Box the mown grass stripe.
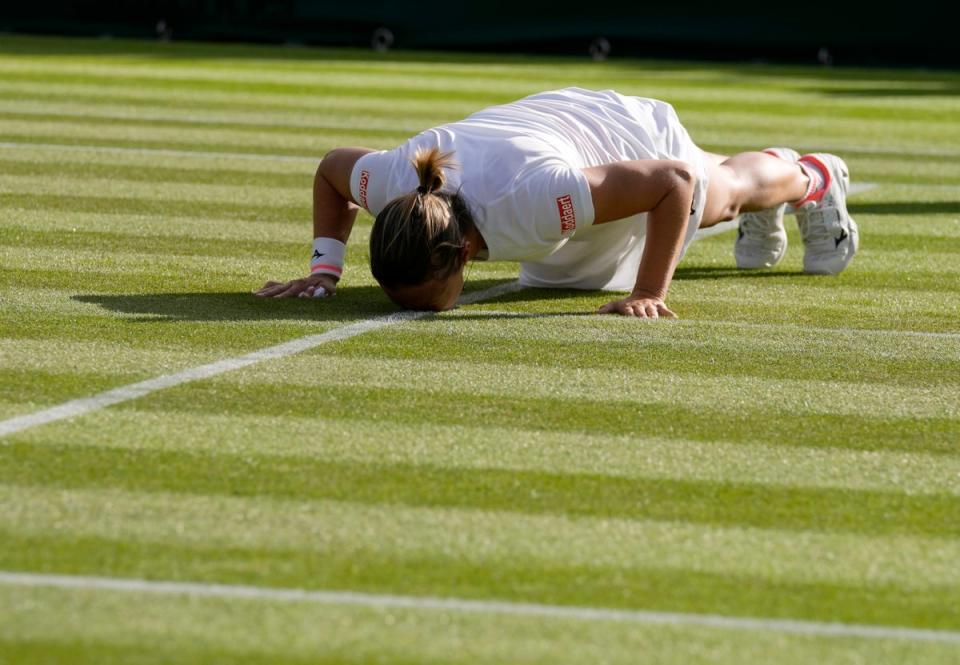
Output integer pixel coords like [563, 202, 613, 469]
[1, 228, 304, 260]
[0, 213, 331, 244]
[4, 80, 957, 129]
[3, 442, 957, 536]
[6, 530, 959, 633]
[5, 484, 960, 589]
[2, 572, 959, 644]
[8, 336, 957, 418]
[4, 84, 955, 147]
[209, 353, 959, 419]
[0, 192, 306, 223]
[0, 174, 310, 206]
[0, 144, 315, 175]
[3, 89, 959, 125]
[0, 120, 403, 149]
[0, 134, 349, 157]
[0, 111, 425, 139]
[4, 97, 960, 131]
[1, 64, 957, 119]
[11, 411, 960, 495]
[4, 588, 959, 665]
[110, 380, 957, 454]
[0, 159, 311, 188]
[0, 108, 433, 136]
[0, 82, 482, 121]
[307, 318, 960, 385]
[0, 140, 317, 163]
[0, 69, 534, 103]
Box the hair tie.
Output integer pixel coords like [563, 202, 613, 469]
[416, 185, 429, 195]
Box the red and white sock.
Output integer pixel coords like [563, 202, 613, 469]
[793, 155, 830, 208]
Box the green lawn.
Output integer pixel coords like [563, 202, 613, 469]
[1, 34, 959, 664]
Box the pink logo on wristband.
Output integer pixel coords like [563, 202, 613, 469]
[311, 263, 343, 276]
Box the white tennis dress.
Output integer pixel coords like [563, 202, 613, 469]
[349, 87, 708, 291]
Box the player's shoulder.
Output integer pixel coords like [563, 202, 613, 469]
[350, 133, 442, 214]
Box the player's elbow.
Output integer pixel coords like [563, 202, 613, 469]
[317, 148, 342, 181]
[666, 162, 696, 190]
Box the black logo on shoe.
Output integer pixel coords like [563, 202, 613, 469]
[834, 228, 849, 248]
[312, 250, 324, 260]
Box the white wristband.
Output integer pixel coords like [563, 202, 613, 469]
[310, 237, 346, 279]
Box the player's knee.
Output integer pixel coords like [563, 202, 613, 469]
[723, 174, 751, 220]
[721, 203, 741, 221]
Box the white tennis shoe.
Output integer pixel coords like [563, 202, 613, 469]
[734, 147, 800, 269]
[795, 153, 859, 275]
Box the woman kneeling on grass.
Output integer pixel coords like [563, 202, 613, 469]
[256, 87, 857, 318]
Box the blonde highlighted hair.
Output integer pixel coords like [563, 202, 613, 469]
[369, 147, 474, 288]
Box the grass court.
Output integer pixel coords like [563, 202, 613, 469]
[1, 34, 959, 664]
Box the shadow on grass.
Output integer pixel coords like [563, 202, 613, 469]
[454, 267, 803, 317]
[73, 287, 396, 323]
[848, 201, 960, 215]
[72, 271, 810, 324]
[71, 278, 529, 322]
[673, 266, 799, 281]
[812, 84, 960, 98]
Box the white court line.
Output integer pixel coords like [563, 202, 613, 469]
[1, 571, 958, 644]
[473, 310, 960, 340]
[0, 281, 522, 438]
[696, 319, 960, 340]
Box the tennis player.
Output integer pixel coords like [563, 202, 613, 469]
[256, 87, 858, 318]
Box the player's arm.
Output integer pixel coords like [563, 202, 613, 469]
[255, 147, 375, 299]
[581, 159, 696, 318]
[312, 146, 372, 239]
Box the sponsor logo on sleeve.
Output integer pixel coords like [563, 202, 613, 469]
[556, 194, 576, 233]
[358, 170, 370, 209]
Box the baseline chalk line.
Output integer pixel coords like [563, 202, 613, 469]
[1, 571, 958, 644]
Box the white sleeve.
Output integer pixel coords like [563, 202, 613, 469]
[512, 159, 595, 241]
[482, 159, 595, 262]
[349, 150, 393, 216]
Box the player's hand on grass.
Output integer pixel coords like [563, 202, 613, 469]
[598, 293, 676, 319]
[254, 273, 337, 299]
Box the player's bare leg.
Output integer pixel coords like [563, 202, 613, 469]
[699, 148, 858, 273]
[701, 148, 804, 269]
[700, 150, 808, 227]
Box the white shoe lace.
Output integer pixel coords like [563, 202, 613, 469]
[798, 197, 846, 251]
[738, 208, 782, 243]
